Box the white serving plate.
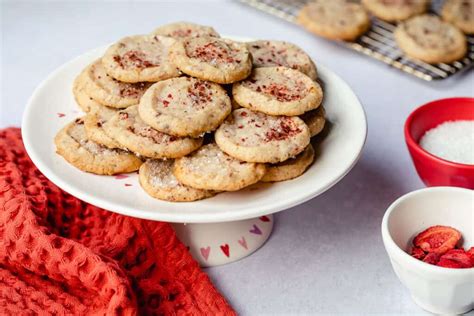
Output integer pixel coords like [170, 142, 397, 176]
[22, 37, 367, 223]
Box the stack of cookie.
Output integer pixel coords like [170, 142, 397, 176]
[55, 22, 326, 202]
[297, 0, 472, 64]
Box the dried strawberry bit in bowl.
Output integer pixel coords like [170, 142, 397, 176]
[410, 247, 426, 260]
[422, 252, 440, 265]
[409, 225, 473, 269]
[413, 225, 461, 255]
[437, 249, 473, 269]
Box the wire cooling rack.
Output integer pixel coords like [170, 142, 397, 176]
[239, 0, 474, 81]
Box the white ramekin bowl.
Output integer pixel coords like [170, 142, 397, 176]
[382, 187, 474, 315]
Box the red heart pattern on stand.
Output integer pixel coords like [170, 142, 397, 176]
[238, 236, 248, 250]
[195, 215, 272, 262]
[200, 246, 211, 261]
[220, 244, 230, 257]
[249, 224, 262, 235]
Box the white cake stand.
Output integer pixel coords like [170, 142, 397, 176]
[22, 38, 367, 267]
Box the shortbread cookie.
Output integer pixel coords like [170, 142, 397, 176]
[80, 60, 151, 108]
[247, 40, 318, 80]
[298, 0, 370, 41]
[261, 144, 314, 182]
[139, 77, 231, 137]
[170, 36, 252, 84]
[442, 0, 474, 35]
[361, 0, 430, 22]
[73, 69, 104, 113]
[84, 106, 120, 149]
[215, 109, 311, 163]
[103, 106, 203, 159]
[54, 118, 142, 175]
[173, 143, 266, 191]
[301, 106, 326, 137]
[232, 67, 322, 116]
[139, 159, 214, 202]
[152, 21, 220, 38]
[394, 15, 467, 63]
[102, 35, 180, 83]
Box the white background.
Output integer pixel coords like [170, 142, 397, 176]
[1, 1, 473, 314]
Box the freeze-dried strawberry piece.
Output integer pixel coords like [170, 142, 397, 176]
[413, 225, 461, 255]
[468, 247, 474, 266]
[422, 252, 440, 265]
[411, 247, 426, 260]
[467, 247, 474, 257]
[437, 258, 465, 269]
[438, 249, 473, 268]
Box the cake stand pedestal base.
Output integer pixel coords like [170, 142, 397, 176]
[172, 214, 274, 267]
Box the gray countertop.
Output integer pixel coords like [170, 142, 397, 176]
[2, 1, 473, 314]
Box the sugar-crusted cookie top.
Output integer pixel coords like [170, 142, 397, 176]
[108, 36, 168, 70]
[247, 40, 317, 79]
[68, 118, 120, 156]
[85, 60, 151, 106]
[147, 159, 182, 188]
[147, 77, 229, 119]
[240, 67, 310, 102]
[117, 106, 182, 144]
[152, 22, 220, 38]
[184, 37, 249, 69]
[102, 35, 179, 83]
[301, 0, 368, 28]
[174, 143, 266, 191]
[219, 109, 307, 146]
[93, 106, 117, 128]
[401, 15, 465, 51]
[178, 143, 258, 175]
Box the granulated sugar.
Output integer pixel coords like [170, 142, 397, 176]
[419, 120, 474, 165]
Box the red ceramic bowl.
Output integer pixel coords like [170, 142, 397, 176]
[405, 97, 474, 189]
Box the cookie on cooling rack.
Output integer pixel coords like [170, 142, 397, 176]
[79, 60, 151, 108]
[301, 106, 325, 137]
[173, 143, 266, 191]
[297, 0, 371, 41]
[102, 35, 180, 83]
[247, 40, 318, 80]
[84, 106, 120, 149]
[54, 118, 142, 175]
[215, 109, 311, 163]
[441, 0, 474, 35]
[232, 67, 322, 116]
[139, 159, 215, 202]
[170, 36, 252, 84]
[261, 144, 315, 183]
[394, 14, 467, 64]
[103, 105, 203, 159]
[138, 77, 231, 137]
[361, 0, 430, 22]
[152, 21, 220, 38]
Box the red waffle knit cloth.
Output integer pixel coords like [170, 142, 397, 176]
[0, 128, 235, 315]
